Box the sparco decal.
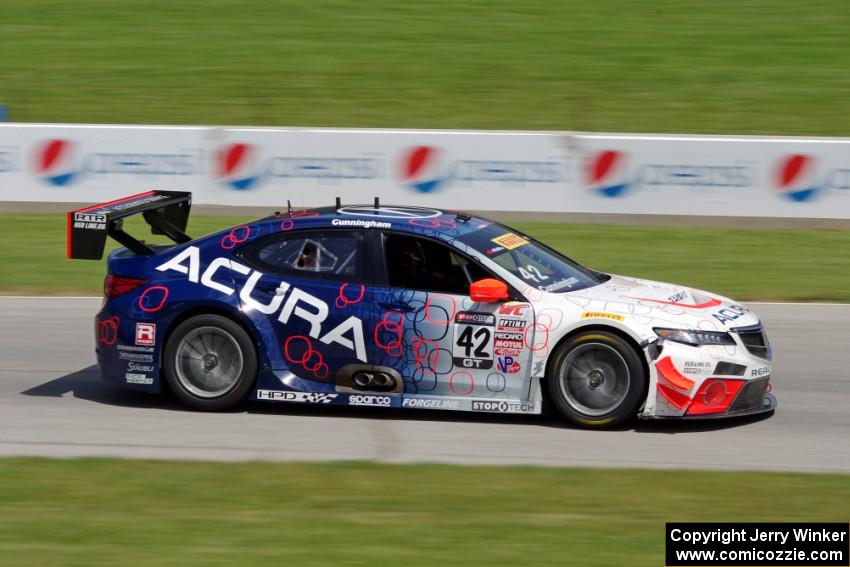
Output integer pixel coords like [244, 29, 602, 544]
[471, 400, 536, 413]
[256, 390, 338, 403]
[402, 398, 460, 410]
[348, 395, 392, 407]
[712, 304, 749, 325]
[156, 246, 367, 361]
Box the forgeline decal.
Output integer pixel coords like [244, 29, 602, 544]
[452, 311, 495, 370]
[402, 398, 460, 410]
[156, 246, 367, 361]
[581, 311, 625, 322]
[490, 232, 527, 250]
[256, 390, 338, 403]
[471, 400, 537, 413]
[135, 322, 156, 346]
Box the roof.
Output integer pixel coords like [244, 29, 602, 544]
[251, 203, 500, 241]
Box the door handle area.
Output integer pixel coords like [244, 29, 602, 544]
[379, 302, 416, 313]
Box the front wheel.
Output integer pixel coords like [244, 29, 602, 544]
[546, 330, 646, 428]
[163, 314, 258, 411]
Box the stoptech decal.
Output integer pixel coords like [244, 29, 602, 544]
[455, 311, 495, 325]
[256, 390, 338, 403]
[453, 311, 495, 370]
[471, 400, 536, 414]
[156, 246, 366, 361]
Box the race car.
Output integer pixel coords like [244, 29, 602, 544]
[68, 191, 776, 427]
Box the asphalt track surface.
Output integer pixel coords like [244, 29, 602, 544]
[1, 297, 848, 472]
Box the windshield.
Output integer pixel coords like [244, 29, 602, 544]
[456, 226, 607, 292]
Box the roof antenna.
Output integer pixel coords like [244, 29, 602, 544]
[335, 196, 341, 210]
[374, 196, 380, 210]
[287, 200, 292, 215]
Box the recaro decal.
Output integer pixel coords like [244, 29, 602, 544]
[156, 246, 367, 361]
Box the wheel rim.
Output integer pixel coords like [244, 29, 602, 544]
[175, 326, 244, 398]
[558, 342, 630, 416]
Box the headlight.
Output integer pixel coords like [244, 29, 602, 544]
[653, 327, 735, 346]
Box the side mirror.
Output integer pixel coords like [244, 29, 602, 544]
[470, 278, 509, 303]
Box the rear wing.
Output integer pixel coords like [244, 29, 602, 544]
[67, 190, 192, 260]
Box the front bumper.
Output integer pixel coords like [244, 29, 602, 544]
[643, 325, 776, 419]
[644, 392, 777, 420]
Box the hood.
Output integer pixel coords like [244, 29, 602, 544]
[564, 274, 760, 331]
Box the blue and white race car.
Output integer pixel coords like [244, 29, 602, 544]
[68, 191, 776, 428]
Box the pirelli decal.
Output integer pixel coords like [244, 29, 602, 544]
[490, 232, 528, 250]
[581, 311, 625, 322]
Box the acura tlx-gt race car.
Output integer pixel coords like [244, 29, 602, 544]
[67, 190, 776, 428]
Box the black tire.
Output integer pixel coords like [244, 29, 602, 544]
[546, 330, 646, 428]
[163, 314, 258, 411]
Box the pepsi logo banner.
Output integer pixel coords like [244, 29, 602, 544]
[1, 123, 850, 218]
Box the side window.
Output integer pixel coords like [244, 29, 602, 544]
[383, 233, 496, 295]
[240, 230, 362, 279]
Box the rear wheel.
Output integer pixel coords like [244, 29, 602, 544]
[164, 314, 257, 411]
[546, 330, 646, 428]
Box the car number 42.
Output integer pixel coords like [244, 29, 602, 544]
[452, 325, 494, 369]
